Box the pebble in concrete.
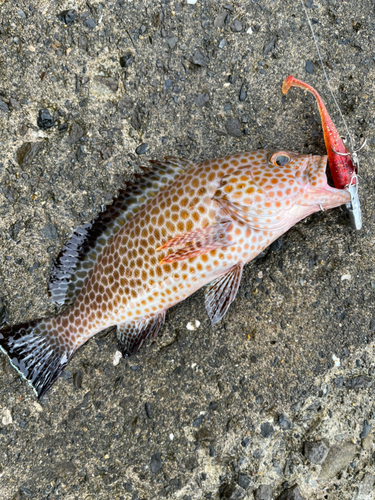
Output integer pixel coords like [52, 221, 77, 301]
[303, 440, 329, 464]
[319, 442, 357, 481]
[277, 484, 305, 500]
[150, 453, 162, 473]
[255, 484, 273, 500]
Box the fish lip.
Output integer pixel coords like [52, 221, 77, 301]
[308, 181, 351, 204]
[305, 154, 351, 202]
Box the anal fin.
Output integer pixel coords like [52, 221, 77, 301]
[116, 312, 165, 358]
[205, 263, 243, 325]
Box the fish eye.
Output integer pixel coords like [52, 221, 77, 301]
[270, 152, 291, 167]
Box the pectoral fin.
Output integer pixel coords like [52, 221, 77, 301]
[205, 263, 243, 325]
[158, 221, 233, 264]
[116, 312, 165, 358]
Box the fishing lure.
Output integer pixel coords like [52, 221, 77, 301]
[0, 81, 353, 399]
[296, 0, 365, 230]
[282, 75, 363, 230]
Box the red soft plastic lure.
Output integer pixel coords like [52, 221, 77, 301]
[282, 75, 356, 190]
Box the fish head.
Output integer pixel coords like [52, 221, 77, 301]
[267, 150, 351, 210]
[214, 149, 351, 231]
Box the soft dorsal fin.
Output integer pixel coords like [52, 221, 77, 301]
[49, 158, 194, 309]
[116, 312, 165, 358]
[205, 263, 243, 325]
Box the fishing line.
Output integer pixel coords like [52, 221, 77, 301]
[299, 0, 354, 151]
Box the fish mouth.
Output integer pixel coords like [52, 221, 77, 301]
[305, 155, 351, 208]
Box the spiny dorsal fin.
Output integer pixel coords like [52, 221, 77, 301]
[49, 158, 193, 309]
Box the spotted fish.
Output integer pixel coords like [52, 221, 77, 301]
[0, 148, 350, 398]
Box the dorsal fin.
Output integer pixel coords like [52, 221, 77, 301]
[49, 158, 194, 309]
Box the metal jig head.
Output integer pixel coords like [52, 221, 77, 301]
[332, 137, 366, 230]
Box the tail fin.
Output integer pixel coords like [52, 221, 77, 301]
[0, 319, 75, 399]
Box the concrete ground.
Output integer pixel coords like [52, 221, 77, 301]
[0, 0, 374, 498]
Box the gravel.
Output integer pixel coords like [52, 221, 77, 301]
[237, 473, 251, 490]
[231, 20, 243, 33]
[239, 83, 247, 102]
[37, 108, 55, 129]
[0, 99, 9, 113]
[191, 47, 209, 67]
[260, 422, 275, 438]
[135, 142, 148, 155]
[360, 420, 371, 439]
[194, 92, 210, 107]
[303, 440, 329, 464]
[214, 12, 228, 28]
[57, 9, 78, 26]
[255, 484, 273, 500]
[0, 0, 374, 499]
[305, 60, 314, 74]
[225, 118, 243, 137]
[278, 413, 292, 430]
[319, 442, 357, 481]
[119, 53, 134, 68]
[277, 485, 306, 500]
[150, 452, 162, 474]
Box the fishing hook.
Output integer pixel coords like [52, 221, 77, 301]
[331, 137, 367, 168]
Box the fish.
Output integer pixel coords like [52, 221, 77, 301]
[0, 83, 352, 399]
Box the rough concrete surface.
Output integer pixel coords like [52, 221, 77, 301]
[0, 0, 374, 499]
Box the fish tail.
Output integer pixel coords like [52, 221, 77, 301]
[0, 317, 76, 399]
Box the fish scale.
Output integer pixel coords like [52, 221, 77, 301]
[0, 148, 350, 398]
